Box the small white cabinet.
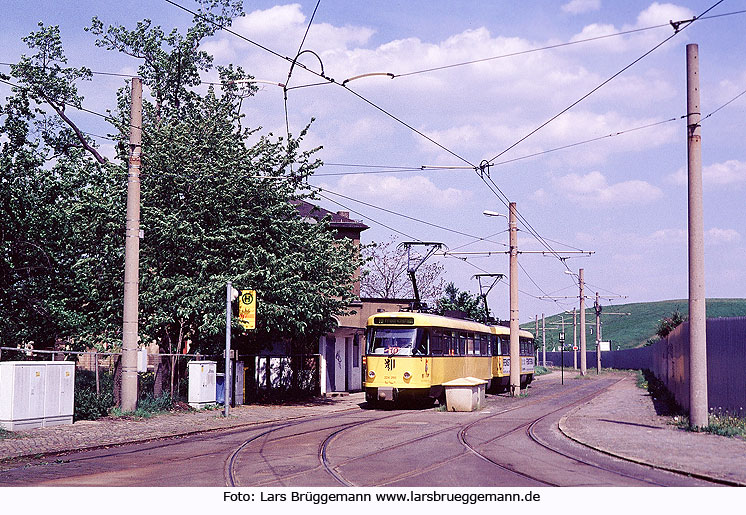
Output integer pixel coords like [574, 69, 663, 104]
[187, 361, 217, 408]
[0, 361, 75, 430]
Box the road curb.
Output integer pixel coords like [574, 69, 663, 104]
[557, 408, 746, 487]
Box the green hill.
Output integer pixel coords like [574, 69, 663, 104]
[520, 298, 746, 350]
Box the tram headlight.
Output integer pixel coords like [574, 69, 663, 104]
[403, 371, 411, 381]
[368, 370, 375, 379]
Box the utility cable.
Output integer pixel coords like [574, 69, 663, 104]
[319, 187, 508, 246]
[486, 0, 724, 165]
[392, 9, 745, 79]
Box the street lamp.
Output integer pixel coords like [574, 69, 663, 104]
[484, 204, 520, 396]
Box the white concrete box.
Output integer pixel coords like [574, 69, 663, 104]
[188, 361, 217, 409]
[443, 377, 487, 412]
[0, 361, 75, 430]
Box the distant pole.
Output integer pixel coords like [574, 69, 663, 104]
[595, 292, 602, 374]
[579, 269, 586, 376]
[121, 77, 142, 412]
[534, 315, 539, 363]
[508, 202, 520, 396]
[572, 307, 577, 369]
[687, 43, 708, 428]
[541, 313, 546, 366]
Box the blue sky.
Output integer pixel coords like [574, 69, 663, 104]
[2, 1, 745, 323]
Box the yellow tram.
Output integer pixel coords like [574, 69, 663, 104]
[489, 325, 536, 392]
[363, 311, 535, 405]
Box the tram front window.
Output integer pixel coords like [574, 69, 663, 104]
[368, 328, 424, 355]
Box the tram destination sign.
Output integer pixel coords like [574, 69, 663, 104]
[374, 317, 415, 325]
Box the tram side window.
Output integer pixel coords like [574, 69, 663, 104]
[431, 329, 443, 355]
[489, 334, 497, 356]
[479, 334, 486, 355]
[500, 337, 509, 356]
[458, 332, 466, 355]
[520, 337, 532, 356]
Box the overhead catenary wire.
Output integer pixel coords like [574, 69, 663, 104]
[314, 116, 682, 177]
[390, 9, 746, 80]
[485, 0, 725, 166]
[319, 187, 508, 247]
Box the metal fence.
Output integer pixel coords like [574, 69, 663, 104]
[0, 346, 221, 403]
[241, 354, 321, 402]
[0, 347, 323, 406]
[543, 317, 746, 416]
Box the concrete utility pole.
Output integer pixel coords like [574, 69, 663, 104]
[572, 308, 577, 369]
[687, 43, 708, 428]
[534, 315, 539, 363]
[224, 283, 234, 418]
[541, 313, 546, 366]
[595, 292, 602, 374]
[121, 77, 142, 412]
[579, 268, 586, 376]
[508, 202, 520, 396]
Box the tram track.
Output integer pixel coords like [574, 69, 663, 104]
[463, 376, 722, 486]
[319, 379, 600, 487]
[230, 373, 724, 488]
[225, 408, 408, 487]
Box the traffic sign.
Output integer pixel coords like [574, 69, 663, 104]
[573, 345, 578, 351]
[559, 332, 565, 343]
[238, 289, 256, 330]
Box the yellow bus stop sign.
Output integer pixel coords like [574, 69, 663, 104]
[238, 290, 256, 330]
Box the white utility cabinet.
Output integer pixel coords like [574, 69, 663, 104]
[187, 361, 217, 409]
[0, 361, 75, 430]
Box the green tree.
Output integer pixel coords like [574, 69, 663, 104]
[1, 2, 362, 360]
[90, 3, 360, 356]
[435, 282, 488, 322]
[1, 23, 123, 351]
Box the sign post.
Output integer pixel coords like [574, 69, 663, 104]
[559, 332, 566, 385]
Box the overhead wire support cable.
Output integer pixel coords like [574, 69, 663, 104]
[163, 0, 476, 169]
[319, 187, 508, 246]
[485, 1, 725, 165]
[391, 9, 746, 80]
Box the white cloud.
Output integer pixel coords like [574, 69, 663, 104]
[233, 3, 375, 54]
[666, 160, 746, 187]
[551, 170, 664, 206]
[635, 2, 694, 28]
[562, 0, 601, 15]
[706, 228, 741, 245]
[324, 174, 471, 208]
[568, 2, 695, 53]
[703, 160, 746, 186]
[649, 228, 686, 244]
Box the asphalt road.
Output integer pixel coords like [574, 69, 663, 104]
[0, 374, 715, 487]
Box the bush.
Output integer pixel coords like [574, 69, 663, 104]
[137, 392, 174, 414]
[74, 370, 115, 421]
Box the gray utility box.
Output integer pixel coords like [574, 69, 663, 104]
[0, 361, 75, 431]
[187, 361, 217, 409]
[442, 377, 487, 412]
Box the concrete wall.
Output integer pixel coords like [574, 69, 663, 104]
[545, 317, 746, 416]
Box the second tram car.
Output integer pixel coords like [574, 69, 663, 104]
[363, 311, 535, 405]
[490, 325, 536, 392]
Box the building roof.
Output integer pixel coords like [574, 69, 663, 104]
[291, 199, 369, 231]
